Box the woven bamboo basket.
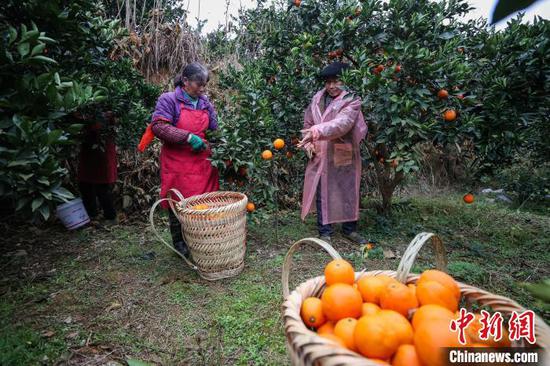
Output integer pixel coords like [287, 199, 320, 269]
[281, 233, 550, 365]
[150, 188, 248, 281]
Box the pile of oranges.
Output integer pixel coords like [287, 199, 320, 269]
[300, 259, 510, 365]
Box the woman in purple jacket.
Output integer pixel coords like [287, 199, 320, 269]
[143, 63, 219, 257]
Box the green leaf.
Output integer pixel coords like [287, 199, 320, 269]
[32, 197, 44, 212]
[47, 129, 63, 145]
[31, 43, 46, 56]
[38, 36, 57, 43]
[68, 124, 84, 133]
[17, 42, 30, 57]
[8, 27, 17, 45]
[8, 160, 30, 167]
[39, 204, 50, 220]
[52, 187, 74, 199]
[30, 55, 58, 64]
[491, 0, 538, 24]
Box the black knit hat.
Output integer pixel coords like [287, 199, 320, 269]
[320, 62, 351, 80]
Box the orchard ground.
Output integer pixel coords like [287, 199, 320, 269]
[1, 192, 549, 365]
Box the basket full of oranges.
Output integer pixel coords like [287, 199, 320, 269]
[281, 233, 550, 365]
[151, 188, 248, 281]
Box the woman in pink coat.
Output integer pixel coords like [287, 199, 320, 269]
[299, 62, 368, 244]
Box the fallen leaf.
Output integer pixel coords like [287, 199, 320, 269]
[66, 331, 79, 339]
[105, 301, 122, 312]
[41, 330, 55, 338]
[63, 316, 72, 324]
[383, 249, 396, 259]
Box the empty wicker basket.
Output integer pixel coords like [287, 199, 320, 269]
[151, 188, 248, 281]
[281, 233, 550, 365]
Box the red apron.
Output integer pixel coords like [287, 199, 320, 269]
[159, 104, 219, 208]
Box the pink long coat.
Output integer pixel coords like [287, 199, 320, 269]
[301, 89, 368, 225]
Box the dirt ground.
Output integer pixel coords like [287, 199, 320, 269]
[1, 193, 549, 365]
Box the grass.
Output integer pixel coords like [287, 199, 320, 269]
[0, 192, 548, 365]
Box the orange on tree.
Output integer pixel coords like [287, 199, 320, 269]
[334, 317, 358, 351]
[379, 282, 418, 317]
[392, 344, 422, 366]
[317, 320, 335, 335]
[261, 150, 273, 160]
[463, 193, 475, 204]
[394, 64, 402, 73]
[301, 297, 326, 328]
[373, 64, 385, 75]
[361, 302, 381, 317]
[324, 259, 355, 286]
[357, 275, 396, 304]
[246, 202, 255, 212]
[443, 109, 457, 121]
[417, 269, 461, 301]
[321, 283, 363, 321]
[414, 318, 461, 366]
[411, 304, 455, 330]
[416, 280, 459, 312]
[293, 0, 301, 7]
[273, 138, 285, 150]
[437, 89, 449, 99]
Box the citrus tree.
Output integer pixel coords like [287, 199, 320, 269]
[213, 0, 486, 215]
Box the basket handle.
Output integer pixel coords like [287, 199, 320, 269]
[282, 238, 342, 298]
[395, 232, 447, 283]
[149, 196, 198, 271]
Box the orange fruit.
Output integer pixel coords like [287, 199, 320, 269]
[443, 109, 457, 121]
[261, 150, 273, 160]
[320, 333, 346, 347]
[411, 304, 455, 330]
[369, 360, 390, 365]
[325, 259, 355, 286]
[301, 297, 326, 328]
[317, 321, 335, 335]
[357, 275, 397, 304]
[408, 284, 416, 298]
[334, 317, 358, 351]
[414, 318, 461, 366]
[394, 64, 402, 73]
[374, 65, 385, 74]
[273, 138, 285, 150]
[463, 193, 474, 204]
[416, 280, 459, 312]
[437, 89, 449, 99]
[354, 313, 401, 359]
[293, 0, 301, 7]
[465, 313, 511, 348]
[246, 202, 255, 212]
[417, 269, 461, 301]
[361, 302, 381, 317]
[321, 284, 363, 321]
[192, 204, 209, 210]
[378, 310, 414, 345]
[392, 344, 422, 366]
[379, 282, 418, 317]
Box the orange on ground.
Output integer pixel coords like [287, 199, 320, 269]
[321, 284, 363, 321]
[392, 344, 422, 366]
[325, 259, 355, 286]
[411, 304, 455, 330]
[317, 321, 335, 335]
[246, 202, 255, 213]
[361, 302, 381, 317]
[301, 297, 326, 329]
[261, 150, 273, 160]
[273, 138, 285, 150]
[417, 269, 461, 301]
[379, 282, 418, 317]
[319, 333, 346, 347]
[357, 275, 397, 304]
[463, 193, 475, 204]
[414, 318, 461, 366]
[334, 318, 358, 351]
[416, 280, 459, 312]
